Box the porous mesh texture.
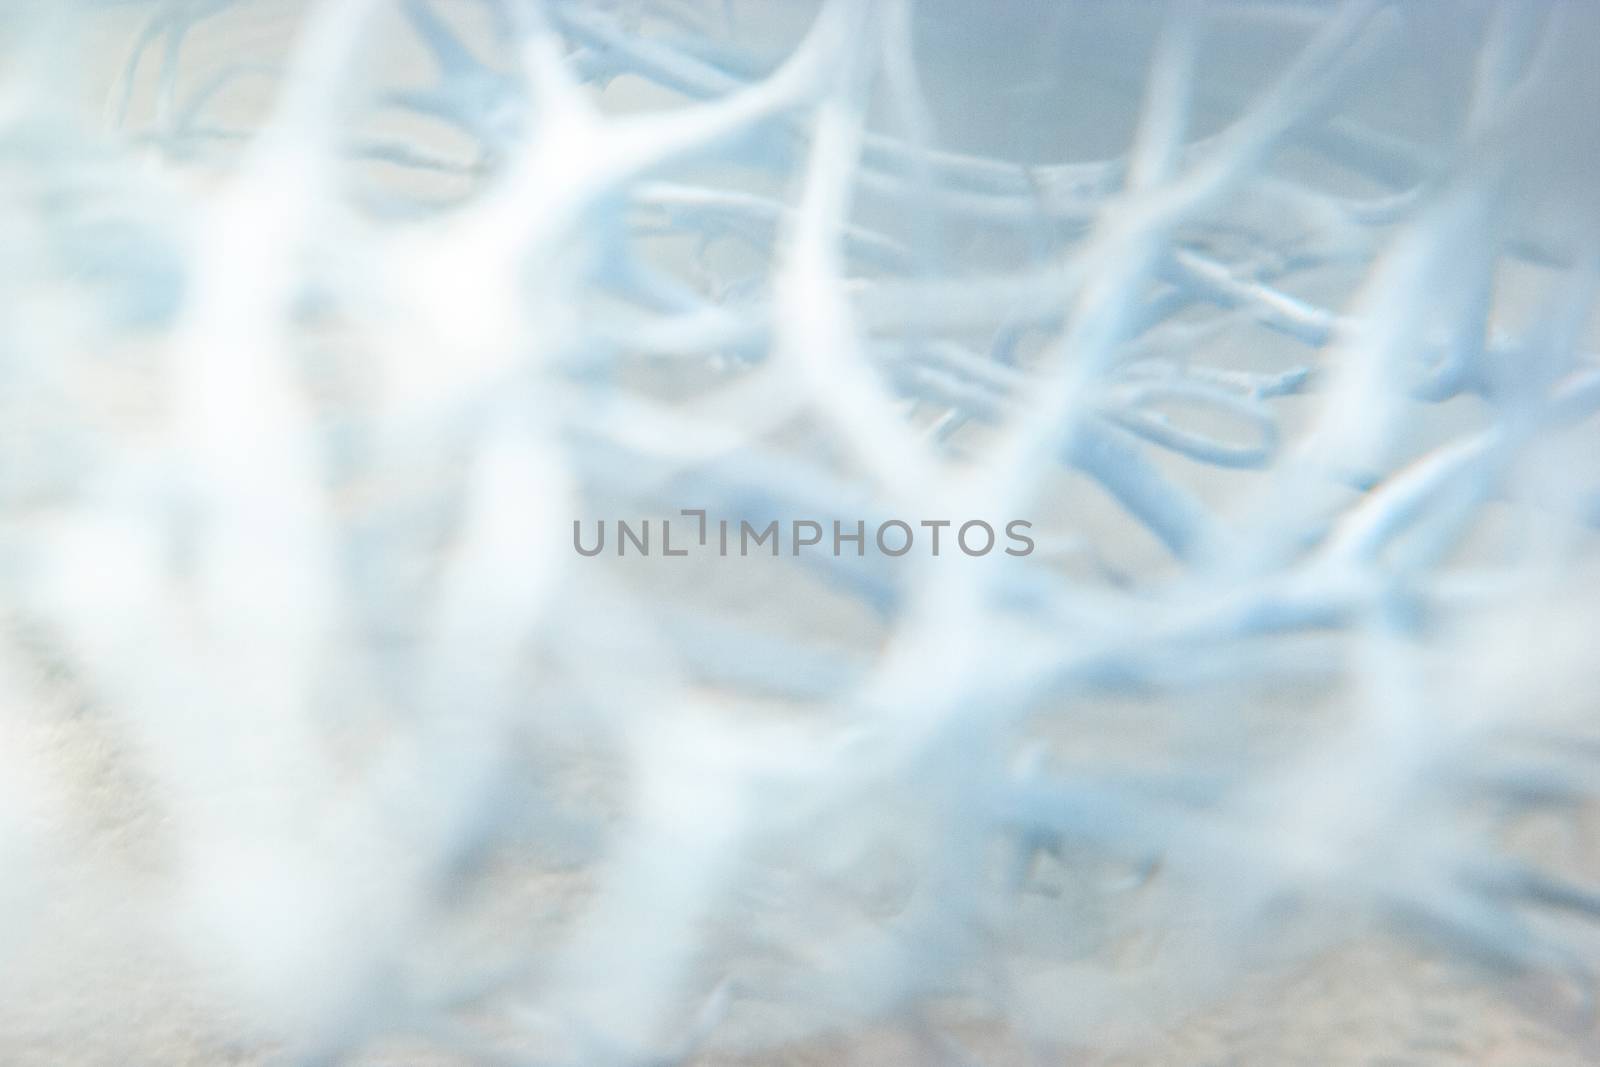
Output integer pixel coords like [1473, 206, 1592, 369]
[0, 2, 1598, 1064]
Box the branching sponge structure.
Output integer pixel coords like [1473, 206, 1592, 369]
[0, 1, 1598, 1064]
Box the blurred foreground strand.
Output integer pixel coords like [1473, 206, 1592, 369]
[0, 1, 1598, 1064]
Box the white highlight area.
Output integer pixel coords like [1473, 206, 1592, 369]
[0, 2, 1597, 1064]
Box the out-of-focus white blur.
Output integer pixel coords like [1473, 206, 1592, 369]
[0, 1, 1598, 1064]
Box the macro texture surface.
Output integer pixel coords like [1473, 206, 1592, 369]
[0, 1, 1598, 1064]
